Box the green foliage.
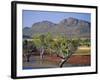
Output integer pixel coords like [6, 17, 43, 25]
[32, 33, 80, 57]
[32, 34, 43, 49]
[23, 40, 28, 49]
[79, 38, 91, 47]
[71, 38, 79, 48]
[32, 33, 52, 49]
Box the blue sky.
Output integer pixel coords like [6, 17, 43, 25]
[22, 10, 91, 28]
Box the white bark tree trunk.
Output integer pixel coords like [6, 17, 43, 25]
[40, 48, 44, 60]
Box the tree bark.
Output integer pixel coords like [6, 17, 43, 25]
[40, 48, 44, 60]
[59, 59, 66, 67]
[59, 49, 77, 67]
[26, 54, 31, 62]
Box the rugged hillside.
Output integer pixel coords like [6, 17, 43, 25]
[23, 17, 90, 38]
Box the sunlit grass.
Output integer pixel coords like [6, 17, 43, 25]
[74, 46, 90, 55]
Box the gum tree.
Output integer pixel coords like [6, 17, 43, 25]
[48, 35, 79, 67]
[32, 34, 48, 61]
[32, 33, 79, 67]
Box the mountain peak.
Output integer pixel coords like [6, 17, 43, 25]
[42, 20, 53, 23]
[60, 17, 78, 26]
[32, 20, 57, 27]
[68, 17, 78, 20]
[23, 27, 30, 29]
[23, 17, 91, 38]
[67, 17, 78, 26]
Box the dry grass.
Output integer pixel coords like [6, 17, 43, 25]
[74, 46, 90, 55]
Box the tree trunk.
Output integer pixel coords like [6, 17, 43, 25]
[26, 54, 31, 62]
[40, 48, 44, 60]
[59, 50, 76, 67]
[59, 59, 66, 67]
[59, 43, 78, 67]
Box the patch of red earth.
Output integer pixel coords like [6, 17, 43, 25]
[67, 55, 90, 65]
[44, 55, 90, 65]
[44, 55, 61, 63]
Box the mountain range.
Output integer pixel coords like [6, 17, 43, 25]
[23, 17, 90, 39]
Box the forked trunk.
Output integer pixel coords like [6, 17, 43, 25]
[59, 50, 76, 67]
[59, 59, 66, 67]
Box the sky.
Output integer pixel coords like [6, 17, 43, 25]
[22, 10, 91, 28]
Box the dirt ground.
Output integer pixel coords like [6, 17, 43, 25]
[23, 55, 90, 69]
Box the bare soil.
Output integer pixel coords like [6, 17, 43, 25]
[23, 54, 90, 69]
